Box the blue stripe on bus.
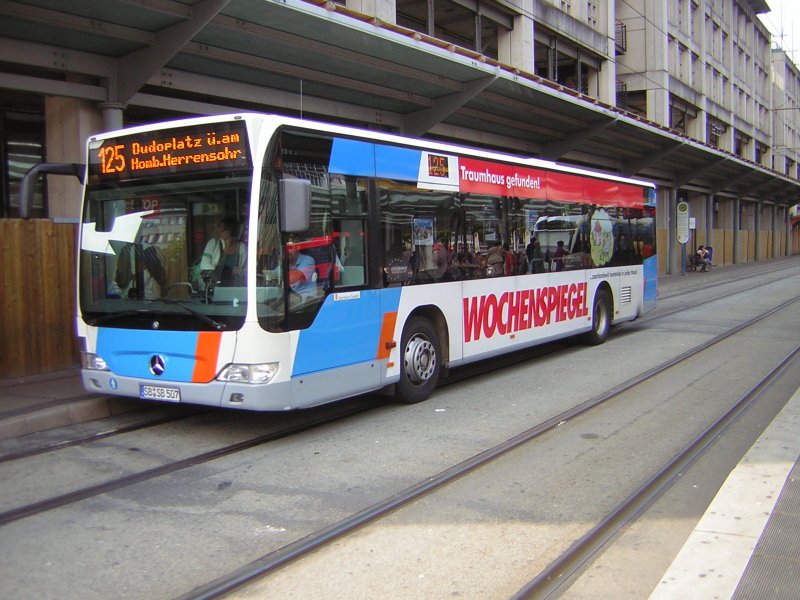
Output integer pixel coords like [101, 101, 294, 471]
[643, 255, 658, 308]
[329, 138, 375, 176]
[375, 145, 421, 180]
[329, 138, 421, 181]
[293, 288, 402, 375]
[97, 328, 200, 381]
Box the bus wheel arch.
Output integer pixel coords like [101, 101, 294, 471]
[585, 283, 613, 346]
[396, 308, 447, 404]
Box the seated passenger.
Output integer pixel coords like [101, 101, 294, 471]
[693, 245, 710, 272]
[286, 235, 317, 301]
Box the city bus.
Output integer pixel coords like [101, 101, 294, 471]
[71, 113, 655, 409]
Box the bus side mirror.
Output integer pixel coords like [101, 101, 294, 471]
[19, 163, 85, 219]
[279, 179, 311, 233]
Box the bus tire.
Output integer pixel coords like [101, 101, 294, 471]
[396, 316, 441, 404]
[585, 287, 612, 346]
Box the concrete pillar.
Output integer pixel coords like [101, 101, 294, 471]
[99, 102, 125, 132]
[772, 205, 779, 258]
[597, 0, 616, 105]
[499, 7, 534, 74]
[346, 0, 395, 23]
[644, 0, 670, 126]
[668, 187, 677, 275]
[44, 97, 103, 220]
[754, 202, 761, 261]
[733, 198, 740, 264]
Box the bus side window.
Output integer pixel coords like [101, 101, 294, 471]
[337, 219, 366, 286]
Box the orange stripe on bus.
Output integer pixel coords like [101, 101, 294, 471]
[192, 331, 223, 382]
[377, 311, 398, 360]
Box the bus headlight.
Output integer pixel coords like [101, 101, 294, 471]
[218, 363, 279, 384]
[81, 352, 109, 371]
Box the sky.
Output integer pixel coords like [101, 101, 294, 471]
[760, 0, 800, 66]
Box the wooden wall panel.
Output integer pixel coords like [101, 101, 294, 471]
[0, 220, 79, 378]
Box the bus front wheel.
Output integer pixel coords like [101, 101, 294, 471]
[397, 316, 441, 404]
[586, 288, 612, 345]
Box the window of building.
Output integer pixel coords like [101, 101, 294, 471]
[733, 132, 750, 158]
[670, 98, 698, 135]
[615, 20, 627, 54]
[586, 0, 597, 28]
[534, 28, 600, 96]
[707, 119, 725, 148]
[396, 0, 514, 60]
[755, 142, 767, 166]
[1, 103, 45, 219]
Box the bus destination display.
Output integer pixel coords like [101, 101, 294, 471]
[89, 121, 250, 182]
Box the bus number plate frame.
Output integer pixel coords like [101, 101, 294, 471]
[140, 384, 181, 402]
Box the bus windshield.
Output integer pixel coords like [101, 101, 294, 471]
[79, 173, 252, 330]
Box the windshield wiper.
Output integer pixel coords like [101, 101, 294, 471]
[86, 310, 147, 327]
[87, 302, 227, 331]
[154, 298, 227, 330]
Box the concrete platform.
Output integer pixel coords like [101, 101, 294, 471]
[649, 383, 800, 600]
[0, 369, 141, 441]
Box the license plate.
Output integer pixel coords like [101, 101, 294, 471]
[140, 384, 181, 402]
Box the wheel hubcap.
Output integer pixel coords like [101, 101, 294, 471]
[404, 334, 436, 385]
[595, 302, 608, 335]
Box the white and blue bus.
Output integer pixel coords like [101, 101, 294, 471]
[74, 113, 656, 409]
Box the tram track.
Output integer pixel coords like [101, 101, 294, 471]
[512, 344, 800, 599]
[0, 408, 210, 464]
[0, 397, 387, 527]
[0, 278, 795, 529]
[655, 259, 800, 302]
[177, 293, 800, 599]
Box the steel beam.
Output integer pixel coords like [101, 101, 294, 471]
[402, 74, 497, 137]
[114, 0, 231, 103]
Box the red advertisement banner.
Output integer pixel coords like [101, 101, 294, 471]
[458, 157, 643, 208]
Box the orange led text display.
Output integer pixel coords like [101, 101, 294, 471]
[90, 121, 250, 181]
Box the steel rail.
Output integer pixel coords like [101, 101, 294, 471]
[179, 294, 800, 600]
[511, 344, 800, 599]
[656, 260, 800, 301]
[0, 408, 209, 464]
[0, 397, 387, 526]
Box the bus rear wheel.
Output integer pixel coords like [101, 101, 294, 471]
[396, 316, 441, 404]
[585, 288, 611, 345]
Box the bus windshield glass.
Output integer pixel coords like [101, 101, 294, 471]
[79, 172, 252, 330]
